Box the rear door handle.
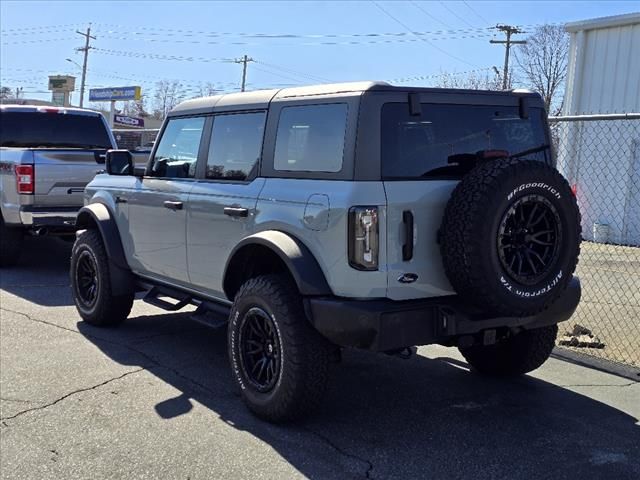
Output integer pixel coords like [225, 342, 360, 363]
[115, 196, 128, 204]
[402, 210, 414, 261]
[163, 201, 183, 211]
[224, 206, 249, 218]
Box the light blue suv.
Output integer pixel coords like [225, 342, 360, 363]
[70, 82, 581, 422]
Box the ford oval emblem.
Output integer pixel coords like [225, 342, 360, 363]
[398, 273, 419, 284]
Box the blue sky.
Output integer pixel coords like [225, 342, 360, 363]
[1, 0, 638, 105]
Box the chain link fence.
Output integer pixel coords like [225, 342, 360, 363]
[551, 113, 640, 368]
[112, 128, 160, 151]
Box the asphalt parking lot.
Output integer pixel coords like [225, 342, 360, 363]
[1, 237, 639, 479]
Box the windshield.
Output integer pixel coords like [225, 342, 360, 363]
[0, 111, 112, 149]
[381, 103, 550, 179]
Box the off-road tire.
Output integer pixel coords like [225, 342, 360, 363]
[459, 324, 558, 376]
[70, 229, 133, 327]
[441, 158, 581, 316]
[228, 274, 331, 423]
[0, 216, 23, 267]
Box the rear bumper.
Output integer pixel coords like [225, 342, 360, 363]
[306, 276, 581, 352]
[19, 206, 78, 230]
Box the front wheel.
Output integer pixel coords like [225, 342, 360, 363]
[70, 230, 134, 327]
[228, 274, 331, 423]
[459, 325, 558, 376]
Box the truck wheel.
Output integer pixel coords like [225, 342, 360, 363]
[459, 325, 558, 376]
[228, 274, 331, 423]
[70, 229, 133, 327]
[441, 159, 581, 316]
[0, 217, 22, 267]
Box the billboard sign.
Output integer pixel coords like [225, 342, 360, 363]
[89, 86, 141, 102]
[48, 75, 76, 92]
[113, 114, 145, 128]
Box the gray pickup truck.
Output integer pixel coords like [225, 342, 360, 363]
[0, 105, 144, 266]
[70, 82, 582, 422]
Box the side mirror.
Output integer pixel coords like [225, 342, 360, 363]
[106, 150, 133, 176]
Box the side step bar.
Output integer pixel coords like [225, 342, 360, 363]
[141, 283, 230, 329]
[143, 285, 192, 311]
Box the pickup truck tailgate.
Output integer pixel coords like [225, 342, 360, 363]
[34, 150, 105, 207]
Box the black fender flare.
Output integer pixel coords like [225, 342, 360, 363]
[75, 203, 134, 295]
[223, 230, 332, 299]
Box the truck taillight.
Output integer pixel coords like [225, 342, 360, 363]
[15, 165, 34, 194]
[348, 206, 379, 271]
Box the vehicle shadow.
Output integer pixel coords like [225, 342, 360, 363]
[78, 313, 640, 480]
[0, 236, 74, 307]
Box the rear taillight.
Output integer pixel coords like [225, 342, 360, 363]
[348, 206, 379, 271]
[15, 165, 34, 194]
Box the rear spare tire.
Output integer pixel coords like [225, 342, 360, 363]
[440, 159, 580, 317]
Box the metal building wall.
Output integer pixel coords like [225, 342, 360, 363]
[559, 13, 640, 245]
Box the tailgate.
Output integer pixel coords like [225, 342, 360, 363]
[33, 150, 105, 207]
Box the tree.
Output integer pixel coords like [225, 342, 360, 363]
[152, 80, 184, 119]
[433, 69, 502, 90]
[122, 97, 150, 118]
[0, 86, 14, 100]
[515, 25, 569, 114]
[196, 82, 217, 98]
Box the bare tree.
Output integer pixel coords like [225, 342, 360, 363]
[196, 82, 218, 98]
[433, 69, 502, 90]
[122, 97, 150, 118]
[153, 80, 184, 119]
[515, 25, 569, 114]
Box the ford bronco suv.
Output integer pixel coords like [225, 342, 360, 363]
[70, 82, 581, 422]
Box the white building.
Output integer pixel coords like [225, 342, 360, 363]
[557, 12, 640, 245]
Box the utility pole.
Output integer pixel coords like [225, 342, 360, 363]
[75, 24, 96, 107]
[234, 55, 254, 92]
[490, 25, 526, 90]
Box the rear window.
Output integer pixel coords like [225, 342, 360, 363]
[381, 103, 549, 179]
[0, 111, 112, 149]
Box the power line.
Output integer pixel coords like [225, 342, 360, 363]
[371, 1, 477, 68]
[255, 61, 332, 83]
[462, 1, 490, 25]
[490, 25, 527, 90]
[410, 1, 454, 29]
[439, 1, 478, 29]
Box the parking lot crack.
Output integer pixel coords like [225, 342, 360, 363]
[303, 428, 374, 479]
[0, 368, 145, 422]
[1, 307, 223, 402]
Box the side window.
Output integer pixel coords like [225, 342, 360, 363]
[206, 111, 266, 181]
[150, 116, 205, 179]
[274, 103, 348, 173]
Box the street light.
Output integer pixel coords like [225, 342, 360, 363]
[66, 58, 86, 107]
[66, 58, 81, 69]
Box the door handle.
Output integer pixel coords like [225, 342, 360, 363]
[402, 210, 414, 261]
[224, 206, 249, 218]
[115, 196, 128, 204]
[163, 201, 183, 211]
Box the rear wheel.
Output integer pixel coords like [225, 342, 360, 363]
[70, 229, 133, 327]
[228, 274, 331, 423]
[0, 216, 22, 267]
[459, 325, 558, 376]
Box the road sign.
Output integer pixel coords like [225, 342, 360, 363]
[113, 114, 145, 128]
[89, 86, 141, 102]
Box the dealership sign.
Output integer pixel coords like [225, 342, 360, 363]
[113, 114, 145, 128]
[89, 86, 142, 102]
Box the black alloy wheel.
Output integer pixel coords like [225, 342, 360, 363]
[497, 194, 562, 285]
[238, 307, 282, 393]
[75, 250, 99, 308]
